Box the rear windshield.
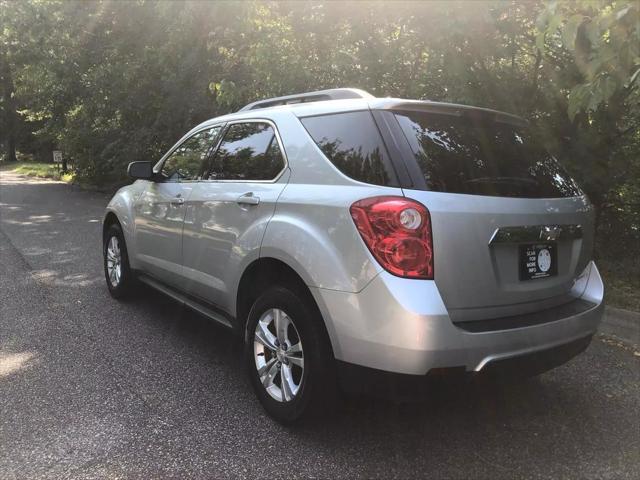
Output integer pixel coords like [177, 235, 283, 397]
[394, 110, 582, 198]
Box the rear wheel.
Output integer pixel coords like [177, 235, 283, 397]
[244, 285, 336, 423]
[103, 223, 135, 298]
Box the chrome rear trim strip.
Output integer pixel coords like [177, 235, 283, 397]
[489, 224, 582, 244]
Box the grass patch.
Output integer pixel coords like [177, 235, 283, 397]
[0, 161, 74, 182]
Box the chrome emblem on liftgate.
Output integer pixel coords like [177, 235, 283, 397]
[539, 225, 562, 242]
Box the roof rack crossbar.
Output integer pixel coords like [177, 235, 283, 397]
[238, 88, 374, 112]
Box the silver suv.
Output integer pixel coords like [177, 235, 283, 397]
[103, 88, 604, 422]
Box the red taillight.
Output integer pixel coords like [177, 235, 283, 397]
[350, 196, 434, 279]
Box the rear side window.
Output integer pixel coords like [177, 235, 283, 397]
[301, 111, 397, 186]
[394, 111, 582, 198]
[209, 122, 285, 181]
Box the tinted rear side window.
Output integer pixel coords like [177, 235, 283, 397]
[209, 122, 285, 180]
[301, 111, 397, 186]
[394, 110, 582, 198]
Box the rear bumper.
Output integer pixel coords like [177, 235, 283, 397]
[336, 335, 593, 397]
[312, 261, 604, 375]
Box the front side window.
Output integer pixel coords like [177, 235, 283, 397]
[161, 126, 221, 181]
[394, 110, 582, 198]
[300, 111, 397, 187]
[209, 122, 285, 181]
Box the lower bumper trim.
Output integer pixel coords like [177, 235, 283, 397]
[480, 334, 592, 378]
[336, 335, 593, 399]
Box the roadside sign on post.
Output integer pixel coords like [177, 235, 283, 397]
[53, 150, 63, 163]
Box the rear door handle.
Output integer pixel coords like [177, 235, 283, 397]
[170, 194, 185, 206]
[237, 193, 260, 206]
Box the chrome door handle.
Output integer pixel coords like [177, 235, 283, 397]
[237, 193, 260, 206]
[170, 195, 184, 206]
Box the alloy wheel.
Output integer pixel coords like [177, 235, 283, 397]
[106, 235, 122, 287]
[253, 308, 305, 402]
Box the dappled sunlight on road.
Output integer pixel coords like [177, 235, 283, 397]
[27, 215, 53, 222]
[0, 173, 109, 291]
[0, 351, 38, 378]
[0, 171, 65, 186]
[2, 213, 78, 226]
[31, 269, 102, 288]
[0, 203, 23, 212]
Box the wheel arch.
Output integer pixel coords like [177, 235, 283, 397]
[103, 211, 121, 239]
[102, 184, 144, 269]
[235, 257, 335, 357]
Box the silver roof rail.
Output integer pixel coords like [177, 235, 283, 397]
[238, 88, 374, 112]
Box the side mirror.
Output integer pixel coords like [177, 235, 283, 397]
[128, 161, 154, 180]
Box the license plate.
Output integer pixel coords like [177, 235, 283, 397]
[519, 243, 557, 281]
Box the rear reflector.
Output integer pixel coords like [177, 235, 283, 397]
[350, 196, 434, 279]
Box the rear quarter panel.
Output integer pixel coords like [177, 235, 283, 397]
[260, 110, 405, 293]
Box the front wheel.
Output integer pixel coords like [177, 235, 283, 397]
[103, 223, 135, 298]
[244, 285, 337, 424]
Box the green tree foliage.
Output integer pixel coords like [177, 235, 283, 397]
[0, 0, 63, 161]
[535, 0, 639, 257]
[1, 0, 638, 259]
[537, 0, 639, 120]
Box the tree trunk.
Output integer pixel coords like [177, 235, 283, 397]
[1, 55, 18, 162]
[6, 131, 17, 162]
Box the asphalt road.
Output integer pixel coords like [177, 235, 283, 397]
[1, 171, 639, 480]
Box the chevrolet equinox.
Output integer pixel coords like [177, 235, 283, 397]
[103, 88, 605, 423]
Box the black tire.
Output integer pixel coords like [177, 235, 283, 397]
[244, 285, 337, 424]
[103, 223, 135, 299]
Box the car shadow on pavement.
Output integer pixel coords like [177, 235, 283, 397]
[131, 283, 585, 431]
